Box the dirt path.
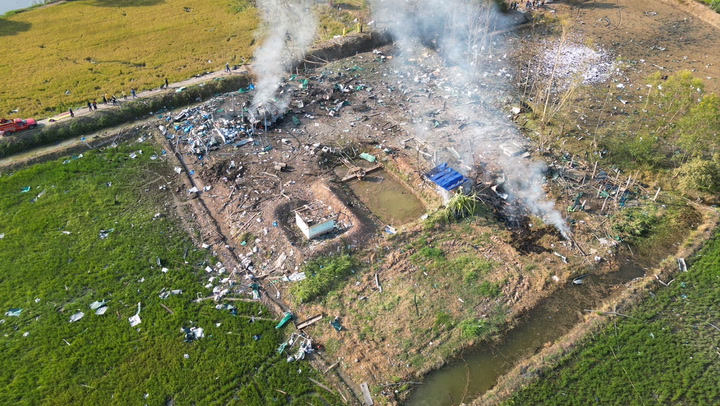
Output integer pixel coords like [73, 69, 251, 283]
[39, 66, 252, 126]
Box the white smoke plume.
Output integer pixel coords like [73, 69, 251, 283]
[252, 0, 317, 109]
[371, 0, 570, 237]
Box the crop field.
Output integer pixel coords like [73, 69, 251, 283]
[0, 140, 340, 405]
[0, 0, 367, 119]
[504, 229, 720, 405]
[0, 0, 258, 118]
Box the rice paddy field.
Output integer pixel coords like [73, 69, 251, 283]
[504, 229, 720, 405]
[0, 0, 259, 118]
[0, 0, 367, 120]
[0, 139, 340, 405]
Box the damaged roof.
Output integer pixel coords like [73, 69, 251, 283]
[426, 163, 467, 191]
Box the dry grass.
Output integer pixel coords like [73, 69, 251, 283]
[1, 0, 259, 118]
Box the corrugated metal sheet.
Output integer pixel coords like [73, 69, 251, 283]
[425, 163, 467, 191]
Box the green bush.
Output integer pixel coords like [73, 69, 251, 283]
[676, 154, 720, 196]
[291, 254, 357, 303]
[459, 318, 485, 338]
[424, 191, 482, 229]
[611, 205, 660, 242]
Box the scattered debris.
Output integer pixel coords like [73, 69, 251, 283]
[159, 289, 183, 299]
[69, 311, 85, 323]
[89, 300, 107, 310]
[276, 311, 294, 329]
[677, 258, 687, 272]
[572, 274, 589, 285]
[128, 302, 142, 327]
[330, 316, 343, 331]
[359, 152, 377, 163]
[99, 228, 115, 239]
[182, 326, 205, 342]
[360, 382, 374, 405]
[5, 308, 22, 317]
[286, 272, 307, 282]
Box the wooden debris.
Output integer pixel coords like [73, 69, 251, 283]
[309, 377, 335, 395]
[296, 313, 324, 330]
[341, 164, 383, 182]
[324, 360, 341, 374]
[160, 303, 175, 314]
[360, 382, 374, 405]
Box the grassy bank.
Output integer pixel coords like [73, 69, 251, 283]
[0, 140, 340, 405]
[504, 227, 720, 405]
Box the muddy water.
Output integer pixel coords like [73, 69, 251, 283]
[345, 170, 426, 226]
[405, 255, 647, 406]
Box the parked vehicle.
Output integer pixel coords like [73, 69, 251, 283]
[0, 118, 37, 136]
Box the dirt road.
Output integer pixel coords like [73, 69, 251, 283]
[38, 66, 252, 126]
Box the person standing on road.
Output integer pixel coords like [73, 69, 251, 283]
[131, 88, 137, 98]
[165, 78, 169, 88]
[226, 62, 231, 73]
[92, 100, 98, 110]
[87, 101, 92, 111]
[102, 94, 107, 104]
[69, 108, 74, 118]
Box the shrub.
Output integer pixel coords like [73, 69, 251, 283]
[611, 205, 660, 242]
[459, 318, 485, 338]
[291, 254, 356, 303]
[676, 154, 720, 196]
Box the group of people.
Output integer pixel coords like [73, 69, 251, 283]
[80, 87, 138, 114]
[507, 0, 546, 10]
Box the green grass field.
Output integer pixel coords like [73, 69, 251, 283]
[504, 228, 720, 405]
[0, 140, 340, 405]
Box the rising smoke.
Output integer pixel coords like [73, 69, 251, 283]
[252, 0, 317, 110]
[370, 0, 571, 237]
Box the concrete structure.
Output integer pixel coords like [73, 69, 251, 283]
[294, 201, 337, 239]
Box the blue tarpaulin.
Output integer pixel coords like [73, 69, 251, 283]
[426, 163, 467, 191]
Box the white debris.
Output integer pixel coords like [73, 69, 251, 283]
[69, 312, 85, 323]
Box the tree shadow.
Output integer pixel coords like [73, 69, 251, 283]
[0, 19, 31, 37]
[88, 0, 165, 7]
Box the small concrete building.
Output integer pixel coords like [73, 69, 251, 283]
[295, 201, 337, 239]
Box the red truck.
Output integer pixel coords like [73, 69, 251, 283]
[0, 118, 37, 136]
